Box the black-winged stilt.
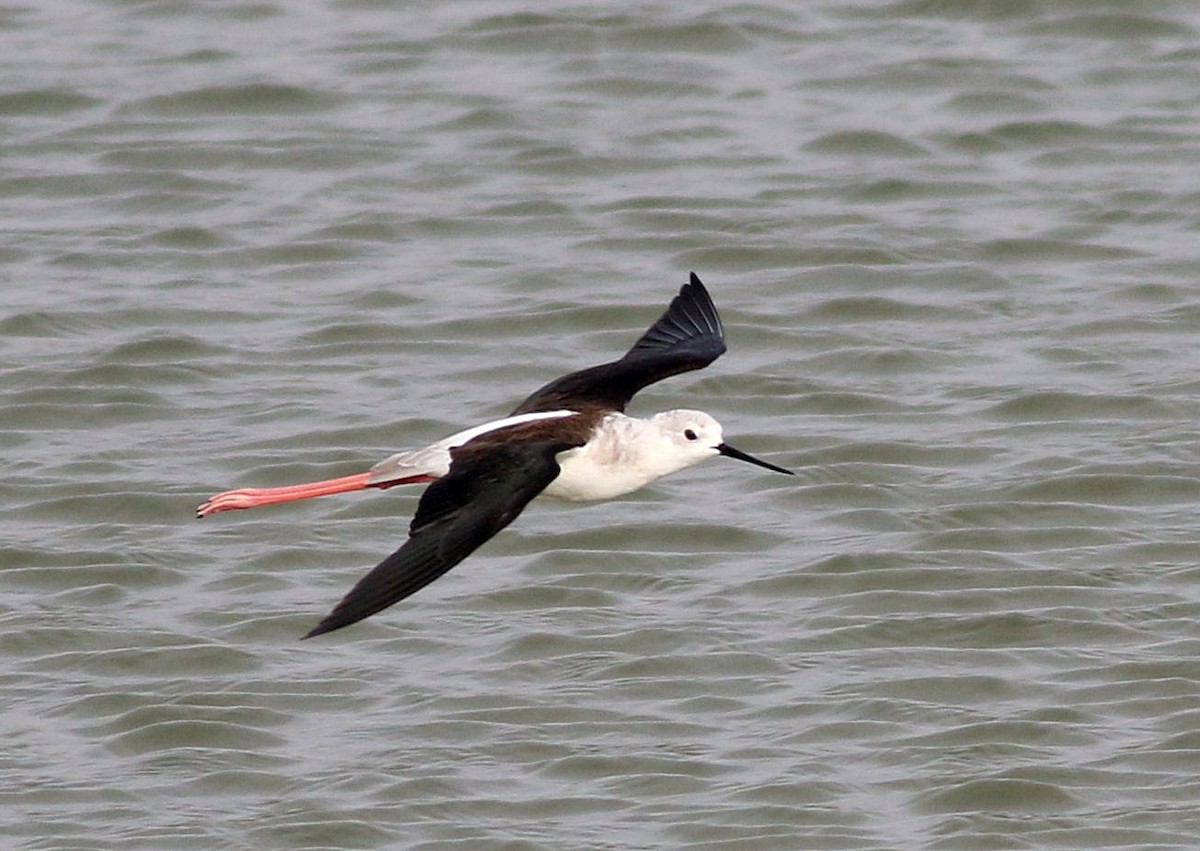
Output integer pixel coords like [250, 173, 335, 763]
[198, 273, 792, 637]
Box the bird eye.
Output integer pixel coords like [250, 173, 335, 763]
[684, 429, 698, 440]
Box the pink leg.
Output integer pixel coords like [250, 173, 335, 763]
[196, 471, 439, 517]
[197, 472, 372, 517]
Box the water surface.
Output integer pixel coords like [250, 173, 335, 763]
[4, 1, 1200, 848]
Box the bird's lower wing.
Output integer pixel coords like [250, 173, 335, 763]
[302, 439, 578, 638]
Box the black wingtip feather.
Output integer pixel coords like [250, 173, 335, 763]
[627, 272, 724, 356]
[508, 272, 727, 414]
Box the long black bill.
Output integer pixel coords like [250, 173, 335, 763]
[717, 442, 793, 476]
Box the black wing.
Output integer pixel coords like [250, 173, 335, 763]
[509, 272, 726, 415]
[303, 439, 578, 638]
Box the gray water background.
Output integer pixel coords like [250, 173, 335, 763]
[5, 1, 1200, 848]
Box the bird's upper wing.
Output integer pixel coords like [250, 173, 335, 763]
[509, 272, 726, 415]
[303, 437, 580, 638]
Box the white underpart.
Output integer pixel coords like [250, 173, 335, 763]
[545, 409, 725, 502]
[366, 409, 576, 486]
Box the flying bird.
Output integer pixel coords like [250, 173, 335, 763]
[198, 273, 792, 637]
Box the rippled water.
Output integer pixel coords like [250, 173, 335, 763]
[6, 1, 1200, 848]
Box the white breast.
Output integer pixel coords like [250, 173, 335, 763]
[543, 413, 686, 502]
